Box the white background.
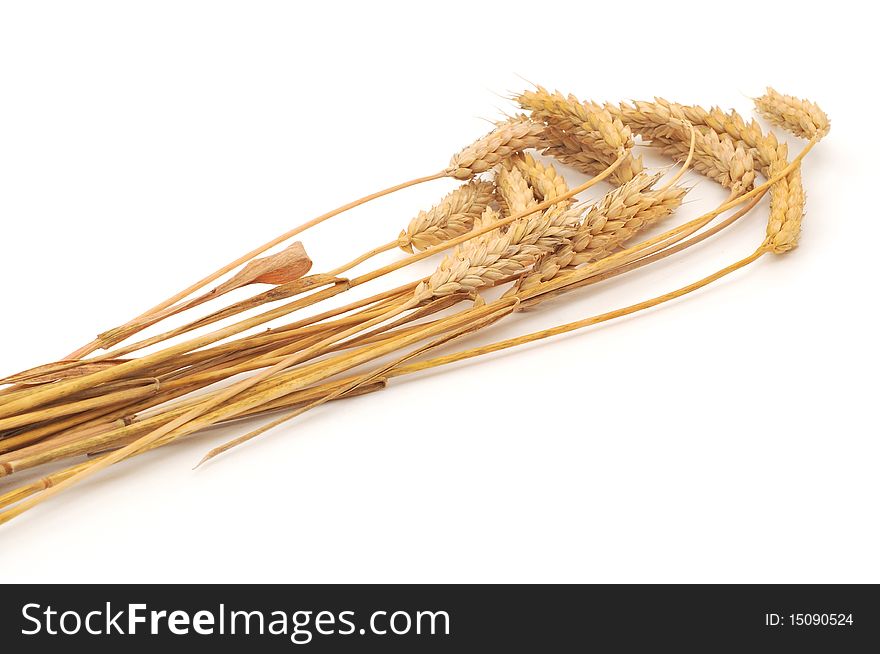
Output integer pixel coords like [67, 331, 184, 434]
[0, 1, 875, 583]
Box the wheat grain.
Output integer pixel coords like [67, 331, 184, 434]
[398, 180, 495, 253]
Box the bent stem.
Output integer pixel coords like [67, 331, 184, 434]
[401, 246, 767, 375]
[325, 240, 400, 277]
[659, 119, 696, 191]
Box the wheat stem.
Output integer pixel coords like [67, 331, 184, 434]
[325, 240, 400, 277]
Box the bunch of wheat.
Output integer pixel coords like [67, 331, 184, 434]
[0, 86, 829, 525]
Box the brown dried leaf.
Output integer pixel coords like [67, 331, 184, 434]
[213, 242, 312, 294]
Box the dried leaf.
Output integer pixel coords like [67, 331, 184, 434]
[213, 242, 312, 295]
[95, 246, 317, 351]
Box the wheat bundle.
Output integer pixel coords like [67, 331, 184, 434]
[0, 86, 829, 525]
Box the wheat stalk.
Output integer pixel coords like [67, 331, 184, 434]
[0, 167, 604, 467]
[0, 149, 806, 482]
[0, 150, 629, 426]
[0, 237, 763, 502]
[195, 298, 520, 466]
[0, 150, 631, 489]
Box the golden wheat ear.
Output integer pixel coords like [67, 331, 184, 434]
[398, 180, 495, 254]
[755, 88, 830, 141]
[751, 89, 828, 254]
[496, 162, 538, 217]
[517, 86, 643, 185]
[509, 153, 571, 205]
[446, 115, 545, 180]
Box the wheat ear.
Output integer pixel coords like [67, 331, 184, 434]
[513, 173, 687, 292]
[413, 204, 578, 300]
[495, 162, 538, 217]
[446, 115, 545, 180]
[397, 180, 495, 253]
[509, 153, 570, 205]
[517, 86, 644, 184]
[610, 102, 756, 197]
[643, 94, 828, 253]
[754, 87, 831, 141]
